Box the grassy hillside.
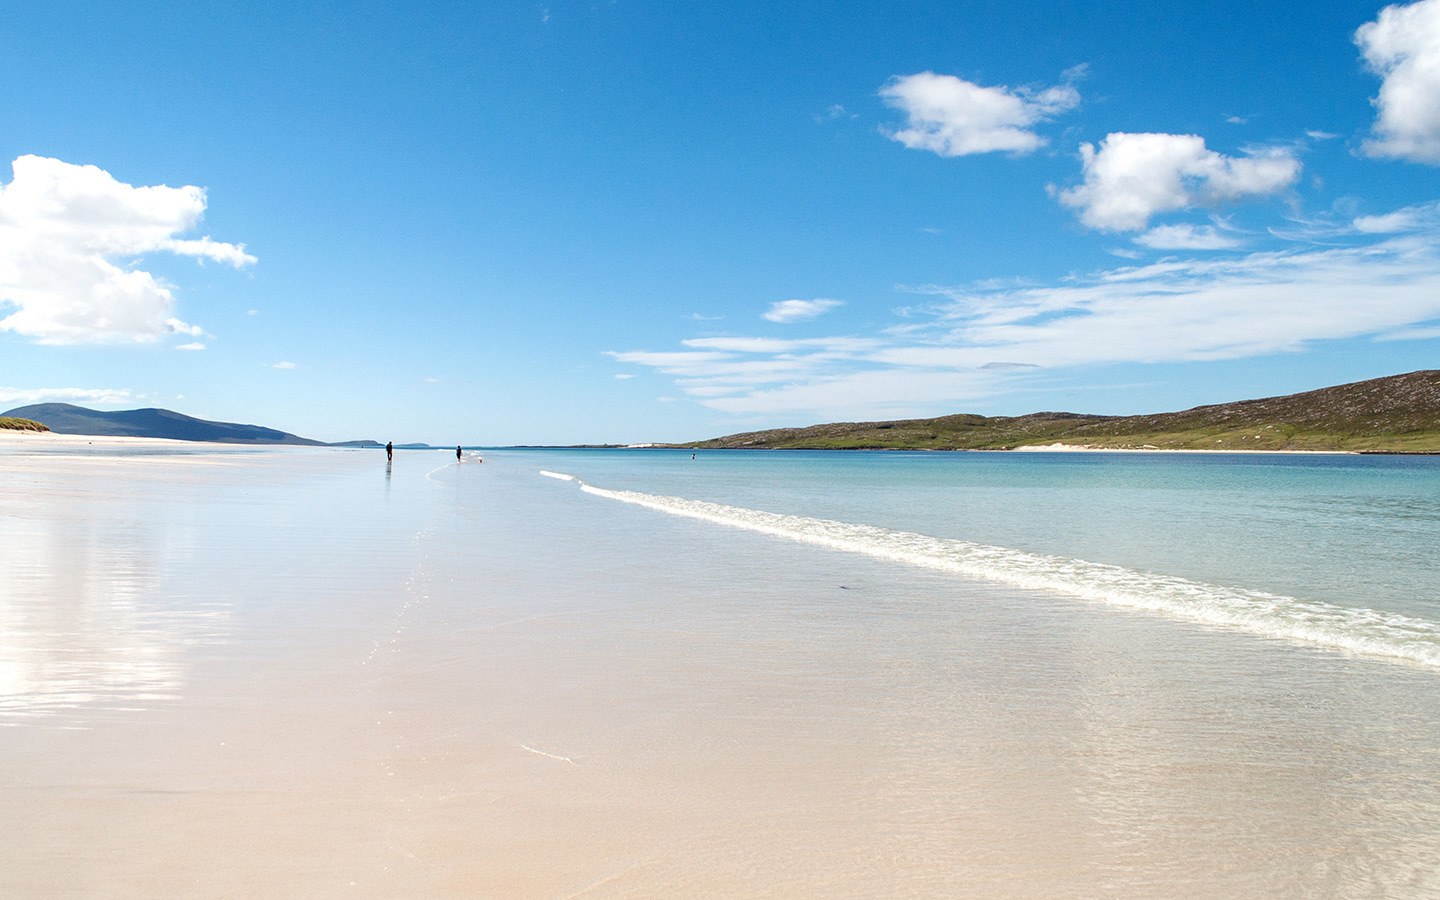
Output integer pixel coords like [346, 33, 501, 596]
[0, 417, 50, 432]
[683, 370, 1440, 453]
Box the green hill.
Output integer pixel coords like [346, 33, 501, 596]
[682, 370, 1440, 453]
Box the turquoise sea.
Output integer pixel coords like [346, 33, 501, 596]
[517, 448, 1440, 666]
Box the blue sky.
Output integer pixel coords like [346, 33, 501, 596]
[2, 0, 1438, 444]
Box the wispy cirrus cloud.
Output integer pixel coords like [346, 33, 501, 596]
[610, 226, 1440, 419]
[1055, 133, 1300, 232]
[1353, 201, 1439, 233]
[1134, 223, 1243, 250]
[762, 298, 843, 323]
[880, 69, 1081, 157]
[1357, 0, 1440, 163]
[0, 386, 134, 406]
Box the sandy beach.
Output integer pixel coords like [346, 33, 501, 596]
[4, 444, 1440, 896]
[0, 431, 211, 447]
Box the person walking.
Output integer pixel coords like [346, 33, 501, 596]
[386, 441, 393, 462]
[456, 445, 463, 462]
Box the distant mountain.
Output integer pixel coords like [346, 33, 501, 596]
[2, 403, 326, 445]
[681, 370, 1440, 453]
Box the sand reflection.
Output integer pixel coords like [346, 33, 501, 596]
[0, 459, 228, 726]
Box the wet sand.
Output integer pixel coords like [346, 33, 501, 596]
[3, 444, 1440, 896]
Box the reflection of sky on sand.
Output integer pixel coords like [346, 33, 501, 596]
[0, 461, 230, 727]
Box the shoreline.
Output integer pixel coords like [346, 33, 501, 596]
[0, 430, 229, 448]
[0, 431, 379, 451]
[1011, 442, 1363, 455]
[3, 431, 1433, 456]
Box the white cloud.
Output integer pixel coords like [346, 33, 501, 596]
[683, 336, 877, 353]
[0, 155, 254, 345]
[612, 230, 1440, 419]
[0, 387, 133, 406]
[1357, 0, 1440, 163]
[613, 373, 635, 380]
[175, 342, 207, 351]
[1355, 211, 1420, 233]
[246, 308, 260, 316]
[816, 104, 856, 123]
[1135, 223, 1242, 250]
[762, 298, 844, 323]
[1056, 133, 1301, 231]
[1306, 130, 1340, 140]
[272, 361, 297, 369]
[879, 71, 1080, 157]
[1105, 246, 1146, 260]
[1352, 201, 1439, 234]
[1376, 324, 1440, 341]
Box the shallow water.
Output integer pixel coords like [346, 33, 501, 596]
[2, 445, 1439, 896]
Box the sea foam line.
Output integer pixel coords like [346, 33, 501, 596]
[546, 472, 1440, 669]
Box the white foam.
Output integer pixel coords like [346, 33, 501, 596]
[539, 470, 576, 481]
[568, 479, 1440, 669]
[521, 743, 577, 764]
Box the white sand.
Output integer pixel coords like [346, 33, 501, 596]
[0, 430, 226, 448]
[3, 446, 1438, 896]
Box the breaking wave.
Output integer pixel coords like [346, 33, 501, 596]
[546, 472, 1440, 668]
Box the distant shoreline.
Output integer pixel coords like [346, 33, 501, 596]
[1011, 442, 1362, 455]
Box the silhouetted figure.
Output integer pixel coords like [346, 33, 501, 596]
[456, 445, 462, 462]
[386, 441, 393, 462]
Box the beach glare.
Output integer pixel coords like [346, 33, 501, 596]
[3, 441, 1440, 896]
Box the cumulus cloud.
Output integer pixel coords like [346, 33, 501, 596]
[272, 361, 297, 369]
[1135, 223, 1243, 250]
[0, 387, 133, 406]
[1357, 0, 1440, 163]
[175, 342, 207, 351]
[762, 298, 844, 323]
[611, 230, 1440, 419]
[880, 70, 1080, 157]
[0, 155, 254, 345]
[1056, 133, 1301, 231]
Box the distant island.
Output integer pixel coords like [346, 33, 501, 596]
[0, 403, 373, 447]
[678, 370, 1440, 454]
